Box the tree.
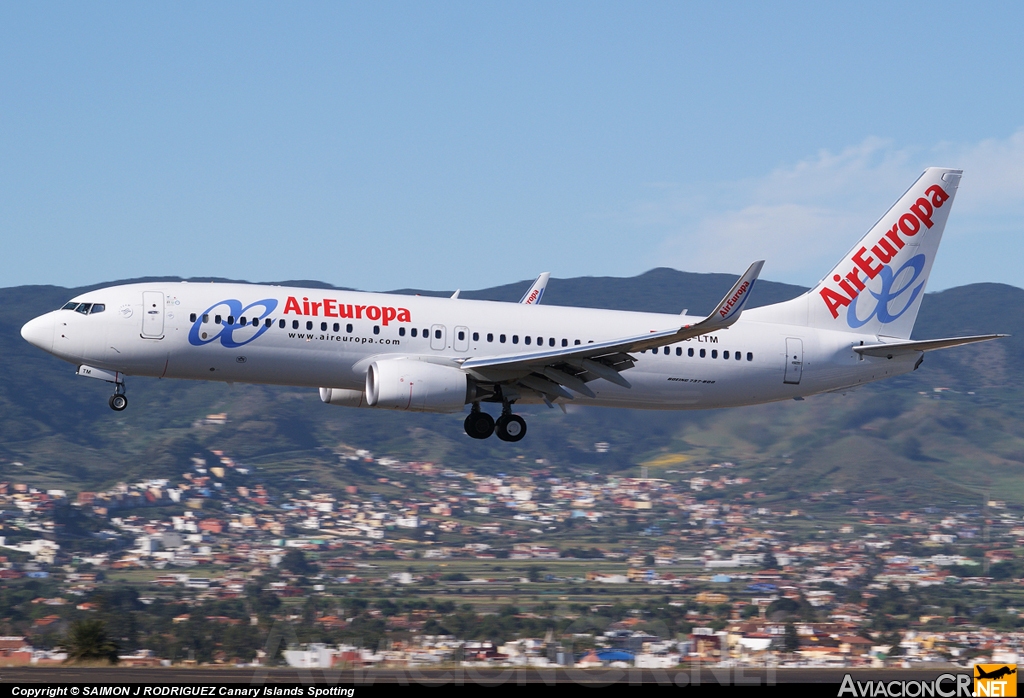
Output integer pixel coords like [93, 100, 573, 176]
[282, 549, 315, 575]
[65, 619, 119, 664]
[762, 550, 779, 570]
[783, 622, 799, 653]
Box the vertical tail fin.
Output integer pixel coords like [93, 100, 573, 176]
[753, 167, 962, 339]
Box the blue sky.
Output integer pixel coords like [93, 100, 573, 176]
[2, 2, 1023, 293]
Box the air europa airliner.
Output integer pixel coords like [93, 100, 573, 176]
[21, 168, 1005, 442]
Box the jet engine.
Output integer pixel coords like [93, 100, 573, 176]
[319, 387, 369, 407]
[365, 359, 469, 413]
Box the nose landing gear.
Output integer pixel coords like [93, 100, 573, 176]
[108, 382, 128, 412]
[75, 365, 129, 412]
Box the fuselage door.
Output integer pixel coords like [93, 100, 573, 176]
[430, 324, 446, 351]
[453, 326, 470, 352]
[784, 337, 803, 384]
[142, 291, 165, 338]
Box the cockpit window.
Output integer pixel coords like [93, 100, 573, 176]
[62, 301, 104, 314]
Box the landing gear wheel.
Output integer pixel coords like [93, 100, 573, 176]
[464, 411, 495, 439]
[495, 414, 527, 442]
[109, 394, 128, 411]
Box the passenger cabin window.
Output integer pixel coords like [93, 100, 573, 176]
[562, 339, 567, 347]
[411, 328, 418, 337]
[676, 347, 682, 356]
[240, 316, 246, 325]
[723, 350, 730, 359]
[265, 318, 272, 327]
[279, 319, 285, 328]
[711, 350, 718, 359]
[525, 336, 532, 345]
[512, 335, 519, 344]
[688, 348, 694, 357]
[664, 347, 670, 355]
[422, 328, 428, 337]
[700, 348, 706, 358]
[204, 314, 210, 323]
[292, 320, 299, 329]
[735, 351, 741, 360]
[399, 327, 406, 336]
[346, 324, 353, 333]
[487, 333, 494, 342]
[747, 352, 753, 361]
[374, 326, 380, 335]
[434, 329, 441, 339]
[321, 322, 327, 331]
[500, 334, 506, 343]
[306, 321, 313, 330]
[190, 313, 197, 322]
[574, 340, 581, 345]
[473, 332, 479, 341]
[458, 330, 466, 341]
[227, 316, 235, 325]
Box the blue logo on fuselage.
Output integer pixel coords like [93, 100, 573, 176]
[188, 299, 278, 348]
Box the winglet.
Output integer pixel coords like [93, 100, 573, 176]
[519, 272, 550, 305]
[703, 260, 764, 328]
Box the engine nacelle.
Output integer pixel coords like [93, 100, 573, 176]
[365, 359, 469, 413]
[319, 387, 369, 407]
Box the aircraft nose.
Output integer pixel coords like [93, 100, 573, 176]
[21, 313, 55, 353]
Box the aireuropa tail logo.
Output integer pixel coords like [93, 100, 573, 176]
[820, 182, 949, 326]
[188, 299, 278, 348]
[846, 253, 925, 329]
[975, 664, 1017, 697]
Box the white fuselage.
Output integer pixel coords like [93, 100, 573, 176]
[22, 281, 917, 410]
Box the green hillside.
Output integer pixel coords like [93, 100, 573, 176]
[0, 271, 1021, 506]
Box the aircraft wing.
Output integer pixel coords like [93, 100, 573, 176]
[853, 334, 1008, 358]
[519, 272, 551, 305]
[460, 261, 764, 398]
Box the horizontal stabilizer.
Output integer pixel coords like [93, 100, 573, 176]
[853, 334, 1008, 358]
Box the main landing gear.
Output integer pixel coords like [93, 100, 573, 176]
[108, 382, 128, 412]
[464, 408, 494, 439]
[464, 402, 527, 442]
[496, 412, 527, 442]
